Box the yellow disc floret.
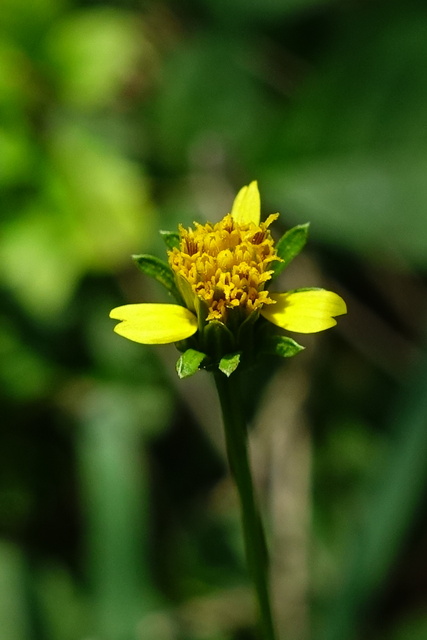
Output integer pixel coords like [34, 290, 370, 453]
[168, 212, 280, 321]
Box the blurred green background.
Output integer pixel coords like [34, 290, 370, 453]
[2, 0, 427, 639]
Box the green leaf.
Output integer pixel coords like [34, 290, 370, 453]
[219, 352, 242, 377]
[44, 10, 146, 109]
[132, 254, 182, 302]
[159, 230, 180, 250]
[271, 223, 309, 278]
[176, 349, 207, 378]
[263, 335, 305, 358]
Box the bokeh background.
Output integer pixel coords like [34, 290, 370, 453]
[2, 0, 427, 639]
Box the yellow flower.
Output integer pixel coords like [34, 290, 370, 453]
[110, 182, 346, 347]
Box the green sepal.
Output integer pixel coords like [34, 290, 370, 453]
[262, 334, 305, 358]
[271, 223, 309, 278]
[219, 352, 242, 377]
[132, 254, 182, 303]
[159, 230, 180, 250]
[202, 320, 235, 361]
[176, 348, 207, 379]
[237, 310, 259, 348]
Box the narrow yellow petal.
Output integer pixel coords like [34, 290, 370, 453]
[230, 181, 261, 226]
[261, 289, 347, 334]
[110, 304, 198, 344]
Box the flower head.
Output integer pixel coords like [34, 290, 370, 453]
[110, 182, 347, 376]
[168, 211, 279, 321]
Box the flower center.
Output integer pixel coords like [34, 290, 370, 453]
[168, 213, 279, 321]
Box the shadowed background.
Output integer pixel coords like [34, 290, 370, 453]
[1, 0, 427, 639]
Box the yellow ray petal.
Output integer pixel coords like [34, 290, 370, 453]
[230, 181, 261, 226]
[110, 303, 198, 344]
[261, 289, 347, 334]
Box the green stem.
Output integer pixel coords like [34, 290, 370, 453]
[214, 371, 277, 640]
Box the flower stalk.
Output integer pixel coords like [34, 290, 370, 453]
[214, 370, 277, 640]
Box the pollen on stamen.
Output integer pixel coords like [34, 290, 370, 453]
[168, 212, 279, 322]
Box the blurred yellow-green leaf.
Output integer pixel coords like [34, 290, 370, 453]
[44, 8, 156, 110]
